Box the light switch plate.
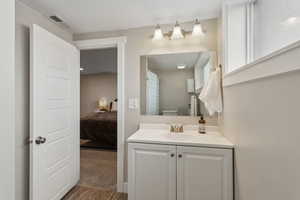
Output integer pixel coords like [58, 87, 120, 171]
[128, 98, 139, 110]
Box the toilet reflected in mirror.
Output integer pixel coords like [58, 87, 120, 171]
[140, 51, 216, 117]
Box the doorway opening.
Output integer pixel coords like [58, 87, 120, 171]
[75, 37, 126, 194]
[79, 47, 118, 191]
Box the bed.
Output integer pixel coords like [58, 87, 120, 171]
[80, 111, 117, 149]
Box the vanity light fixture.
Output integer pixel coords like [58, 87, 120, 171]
[152, 24, 164, 40]
[171, 21, 184, 40]
[192, 19, 205, 36]
[177, 65, 186, 69]
[151, 19, 206, 41]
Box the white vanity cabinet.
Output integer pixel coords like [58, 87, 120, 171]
[128, 143, 233, 200]
[177, 146, 233, 200]
[128, 143, 176, 200]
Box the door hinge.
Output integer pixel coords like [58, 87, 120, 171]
[27, 138, 33, 144]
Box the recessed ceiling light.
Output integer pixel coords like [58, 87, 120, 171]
[282, 16, 300, 25]
[177, 65, 186, 69]
[80, 67, 84, 71]
[287, 17, 297, 23]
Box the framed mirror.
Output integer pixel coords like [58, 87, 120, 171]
[140, 51, 216, 117]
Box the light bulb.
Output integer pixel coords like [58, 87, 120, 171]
[152, 24, 164, 40]
[192, 19, 204, 36]
[171, 21, 184, 40]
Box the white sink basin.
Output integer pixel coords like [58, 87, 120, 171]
[128, 123, 234, 149]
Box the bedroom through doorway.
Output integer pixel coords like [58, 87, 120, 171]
[79, 47, 118, 192]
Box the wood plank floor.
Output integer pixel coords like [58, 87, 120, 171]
[62, 149, 127, 200]
[62, 185, 127, 200]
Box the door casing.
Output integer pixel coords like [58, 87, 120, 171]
[75, 37, 127, 193]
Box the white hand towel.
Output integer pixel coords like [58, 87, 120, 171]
[199, 67, 222, 116]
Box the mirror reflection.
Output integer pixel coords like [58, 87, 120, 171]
[140, 51, 216, 116]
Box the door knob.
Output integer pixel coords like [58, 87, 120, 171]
[35, 136, 46, 145]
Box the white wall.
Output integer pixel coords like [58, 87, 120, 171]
[15, 1, 73, 200]
[222, 40, 300, 200]
[0, 0, 15, 199]
[254, 0, 300, 59]
[80, 73, 117, 116]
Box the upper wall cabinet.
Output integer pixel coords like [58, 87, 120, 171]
[223, 0, 255, 73]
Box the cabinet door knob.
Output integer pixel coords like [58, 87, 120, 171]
[170, 153, 175, 157]
[178, 154, 182, 158]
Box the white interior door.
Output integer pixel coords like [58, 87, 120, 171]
[30, 24, 80, 200]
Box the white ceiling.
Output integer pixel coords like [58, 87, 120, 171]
[19, 0, 222, 33]
[80, 48, 117, 75]
[147, 52, 202, 71]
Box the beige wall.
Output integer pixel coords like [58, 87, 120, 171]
[80, 73, 117, 116]
[75, 19, 218, 180]
[15, 1, 73, 200]
[140, 67, 195, 116]
[156, 68, 194, 116]
[222, 45, 300, 200]
[75, 18, 219, 137]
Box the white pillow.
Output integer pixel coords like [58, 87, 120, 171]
[111, 101, 117, 111]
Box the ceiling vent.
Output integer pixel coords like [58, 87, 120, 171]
[50, 15, 63, 23]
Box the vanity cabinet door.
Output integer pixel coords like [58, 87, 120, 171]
[177, 146, 233, 200]
[128, 143, 176, 200]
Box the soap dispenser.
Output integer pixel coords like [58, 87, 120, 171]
[198, 115, 206, 134]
